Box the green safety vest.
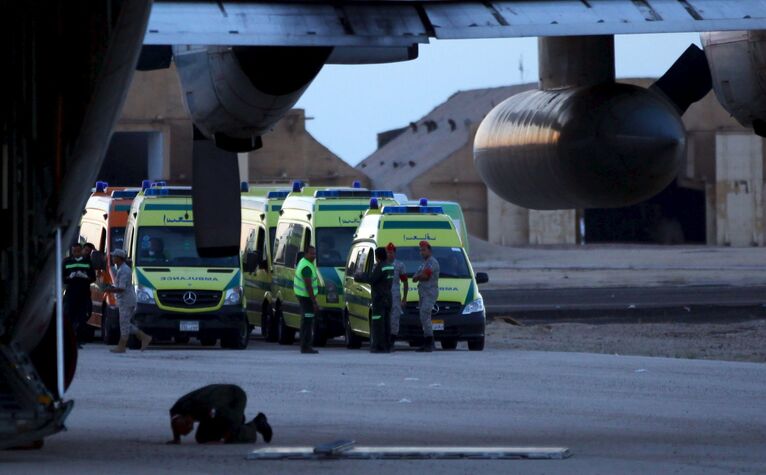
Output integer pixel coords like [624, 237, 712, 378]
[294, 257, 319, 298]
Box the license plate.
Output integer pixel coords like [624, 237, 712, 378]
[179, 321, 200, 332]
[432, 320, 444, 331]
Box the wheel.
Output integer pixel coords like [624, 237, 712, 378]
[344, 311, 362, 349]
[440, 339, 458, 350]
[101, 306, 120, 345]
[262, 302, 278, 343]
[468, 337, 485, 351]
[221, 322, 250, 350]
[276, 307, 295, 345]
[199, 336, 217, 347]
[174, 335, 191, 344]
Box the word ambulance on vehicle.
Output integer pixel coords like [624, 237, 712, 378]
[344, 199, 489, 350]
[124, 185, 248, 349]
[270, 183, 397, 346]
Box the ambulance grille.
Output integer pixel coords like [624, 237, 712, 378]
[157, 290, 222, 308]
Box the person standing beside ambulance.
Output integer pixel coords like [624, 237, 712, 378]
[385, 243, 408, 351]
[105, 249, 152, 353]
[412, 241, 440, 352]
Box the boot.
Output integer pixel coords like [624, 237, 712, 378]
[416, 336, 433, 353]
[110, 337, 128, 353]
[300, 319, 318, 354]
[254, 412, 273, 443]
[388, 334, 397, 352]
[136, 330, 153, 351]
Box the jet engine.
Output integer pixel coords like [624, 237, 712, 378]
[474, 38, 712, 210]
[701, 31, 766, 136]
[173, 45, 332, 152]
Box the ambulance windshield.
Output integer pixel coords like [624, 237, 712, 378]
[396, 247, 471, 279]
[316, 227, 356, 267]
[136, 227, 239, 267]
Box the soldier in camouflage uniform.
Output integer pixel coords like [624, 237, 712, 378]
[412, 241, 440, 353]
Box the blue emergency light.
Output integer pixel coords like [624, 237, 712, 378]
[292, 180, 303, 192]
[141, 179, 152, 191]
[241, 182, 249, 192]
[370, 190, 395, 198]
[419, 198, 428, 206]
[267, 190, 290, 199]
[369, 198, 379, 209]
[382, 205, 444, 215]
[352, 180, 362, 189]
[95, 181, 108, 193]
[151, 180, 167, 187]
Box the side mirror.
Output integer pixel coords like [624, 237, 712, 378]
[90, 251, 106, 270]
[475, 272, 489, 284]
[295, 251, 305, 267]
[244, 251, 258, 273]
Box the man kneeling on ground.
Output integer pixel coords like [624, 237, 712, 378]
[168, 384, 272, 445]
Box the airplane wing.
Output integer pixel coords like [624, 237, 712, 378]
[145, 1, 766, 49]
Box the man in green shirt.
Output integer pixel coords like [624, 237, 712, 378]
[293, 246, 319, 354]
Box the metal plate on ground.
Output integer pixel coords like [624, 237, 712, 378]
[248, 446, 571, 460]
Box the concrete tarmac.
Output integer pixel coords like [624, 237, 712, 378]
[2, 341, 765, 474]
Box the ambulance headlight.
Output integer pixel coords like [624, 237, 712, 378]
[325, 281, 339, 303]
[462, 298, 485, 315]
[135, 285, 155, 304]
[224, 286, 242, 305]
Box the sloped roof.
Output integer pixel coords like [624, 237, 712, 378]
[357, 83, 536, 190]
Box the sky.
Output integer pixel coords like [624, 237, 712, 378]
[295, 33, 702, 166]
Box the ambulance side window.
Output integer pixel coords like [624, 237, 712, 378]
[273, 222, 290, 265]
[255, 227, 266, 261]
[354, 248, 368, 275]
[345, 246, 358, 276]
[98, 227, 106, 252]
[283, 223, 304, 268]
[241, 224, 255, 253]
[364, 248, 374, 273]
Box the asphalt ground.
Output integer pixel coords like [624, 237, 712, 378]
[482, 285, 766, 320]
[2, 340, 765, 474]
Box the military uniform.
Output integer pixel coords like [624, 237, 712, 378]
[62, 255, 95, 343]
[416, 255, 440, 342]
[170, 384, 271, 444]
[389, 259, 407, 339]
[113, 261, 139, 338]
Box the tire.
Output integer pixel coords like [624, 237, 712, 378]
[276, 307, 295, 345]
[440, 339, 458, 350]
[262, 302, 278, 343]
[468, 337, 485, 351]
[101, 306, 120, 345]
[344, 311, 362, 349]
[174, 335, 191, 344]
[199, 336, 217, 347]
[221, 322, 250, 350]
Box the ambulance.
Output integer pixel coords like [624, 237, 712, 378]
[270, 184, 397, 346]
[124, 185, 248, 348]
[404, 199, 470, 254]
[240, 184, 290, 342]
[344, 199, 489, 350]
[78, 181, 140, 344]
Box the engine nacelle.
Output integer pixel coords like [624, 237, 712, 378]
[473, 83, 685, 210]
[701, 31, 766, 136]
[173, 45, 331, 152]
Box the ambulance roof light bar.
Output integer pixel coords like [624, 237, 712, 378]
[381, 205, 445, 215]
[267, 190, 291, 199]
[141, 179, 152, 191]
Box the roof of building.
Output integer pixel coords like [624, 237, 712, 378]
[357, 84, 536, 190]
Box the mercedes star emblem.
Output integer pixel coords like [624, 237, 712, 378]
[183, 291, 197, 305]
